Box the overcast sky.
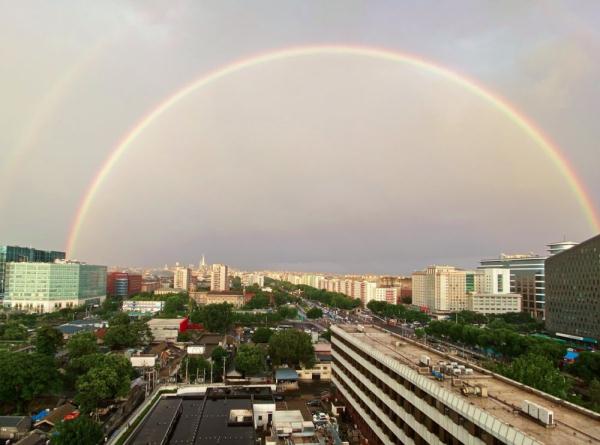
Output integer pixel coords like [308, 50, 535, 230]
[1, 1, 599, 274]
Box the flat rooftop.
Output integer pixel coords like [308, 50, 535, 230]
[334, 324, 600, 445]
[128, 387, 274, 445]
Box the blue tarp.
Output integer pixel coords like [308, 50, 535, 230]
[564, 351, 579, 361]
[31, 409, 49, 422]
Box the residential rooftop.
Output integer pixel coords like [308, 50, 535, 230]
[333, 324, 600, 445]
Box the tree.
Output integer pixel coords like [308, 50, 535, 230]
[306, 307, 323, 319]
[496, 353, 570, 398]
[53, 415, 103, 445]
[192, 303, 233, 333]
[0, 352, 60, 412]
[74, 355, 133, 413]
[104, 319, 152, 349]
[231, 276, 242, 291]
[235, 344, 265, 375]
[67, 332, 99, 358]
[568, 352, 600, 384]
[252, 327, 273, 343]
[181, 356, 211, 383]
[269, 330, 315, 368]
[2, 321, 28, 340]
[35, 325, 63, 355]
[589, 379, 600, 410]
[244, 294, 270, 309]
[211, 346, 229, 369]
[277, 305, 298, 320]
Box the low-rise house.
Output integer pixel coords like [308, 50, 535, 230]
[0, 416, 31, 441]
[57, 319, 107, 339]
[33, 404, 77, 431]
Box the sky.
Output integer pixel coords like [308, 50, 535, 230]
[1, 1, 600, 274]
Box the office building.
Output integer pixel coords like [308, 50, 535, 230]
[174, 267, 192, 291]
[466, 293, 522, 314]
[3, 261, 106, 313]
[545, 234, 600, 343]
[331, 324, 599, 445]
[0, 245, 65, 301]
[373, 287, 398, 305]
[107, 272, 142, 298]
[210, 264, 229, 291]
[480, 241, 577, 319]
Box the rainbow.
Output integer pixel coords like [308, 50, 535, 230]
[66, 44, 600, 256]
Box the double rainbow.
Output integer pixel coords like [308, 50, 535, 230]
[66, 45, 600, 255]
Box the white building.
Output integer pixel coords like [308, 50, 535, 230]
[373, 287, 398, 305]
[242, 273, 264, 288]
[210, 264, 229, 291]
[466, 293, 522, 314]
[174, 267, 191, 291]
[412, 266, 469, 313]
[122, 300, 164, 314]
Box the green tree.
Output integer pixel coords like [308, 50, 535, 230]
[193, 303, 233, 333]
[211, 345, 229, 368]
[306, 307, 323, 319]
[67, 332, 99, 358]
[568, 352, 600, 383]
[110, 312, 131, 326]
[245, 294, 270, 309]
[269, 330, 315, 368]
[235, 344, 265, 375]
[74, 355, 133, 413]
[35, 325, 63, 355]
[104, 319, 152, 349]
[497, 353, 570, 398]
[589, 379, 600, 410]
[231, 276, 242, 291]
[0, 352, 60, 412]
[415, 328, 425, 339]
[252, 327, 273, 343]
[181, 356, 211, 382]
[52, 414, 103, 445]
[2, 320, 28, 340]
[277, 305, 298, 320]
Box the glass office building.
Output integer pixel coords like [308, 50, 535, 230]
[3, 262, 106, 313]
[546, 234, 600, 343]
[0, 246, 66, 301]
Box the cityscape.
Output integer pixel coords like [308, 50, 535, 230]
[1, 2, 600, 445]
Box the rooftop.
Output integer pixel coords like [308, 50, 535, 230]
[333, 324, 600, 445]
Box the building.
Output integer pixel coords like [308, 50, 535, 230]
[545, 234, 600, 343]
[107, 272, 142, 298]
[412, 266, 470, 313]
[147, 318, 186, 342]
[127, 386, 276, 445]
[57, 319, 107, 339]
[331, 324, 600, 445]
[481, 241, 577, 319]
[210, 264, 229, 291]
[3, 261, 106, 313]
[373, 287, 398, 305]
[0, 416, 32, 441]
[190, 291, 245, 308]
[122, 300, 164, 315]
[0, 245, 65, 302]
[241, 273, 265, 288]
[141, 278, 161, 293]
[174, 267, 192, 292]
[466, 293, 522, 314]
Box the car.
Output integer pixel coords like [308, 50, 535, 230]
[306, 399, 321, 406]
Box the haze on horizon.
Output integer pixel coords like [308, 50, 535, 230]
[1, 1, 599, 275]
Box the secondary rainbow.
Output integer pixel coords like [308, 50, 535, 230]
[66, 44, 600, 255]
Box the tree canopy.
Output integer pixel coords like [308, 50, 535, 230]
[0, 352, 60, 412]
[367, 300, 430, 323]
[306, 307, 323, 319]
[191, 303, 233, 333]
[53, 415, 103, 445]
[252, 327, 273, 343]
[269, 330, 315, 368]
[35, 325, 63, 355]
[67, 332, 99, 358]
[234, 344, 265, 376]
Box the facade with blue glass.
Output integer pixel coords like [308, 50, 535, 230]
[0, 245, 66, 302]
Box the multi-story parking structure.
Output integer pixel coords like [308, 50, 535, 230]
[331, 324, 600, 445]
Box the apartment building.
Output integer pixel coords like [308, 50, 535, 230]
[331, 324, 599, 445]
[210, 264, 229, 291]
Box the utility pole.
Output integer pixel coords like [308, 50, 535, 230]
[210, 361, 213, 384]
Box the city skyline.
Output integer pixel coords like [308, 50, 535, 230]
[2, 1, 600, 273]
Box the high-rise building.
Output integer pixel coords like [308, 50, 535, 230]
[210, 264, 229, 291]
[545, 234, 600, 343]
[331, 324, 598, 445]
[0, 245, 65, 301]
[480, 241, 577, 319]
[3, 261, 106, 313]
[412, 266, 470, 313]
[107, 272, 142, 298]
[174, 267, 192, 291]
[373, 287, 398, 305]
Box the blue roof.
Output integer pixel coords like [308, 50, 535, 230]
[275, 368, 299, 381]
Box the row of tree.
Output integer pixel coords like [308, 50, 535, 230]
[366, 300, 430, 323]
